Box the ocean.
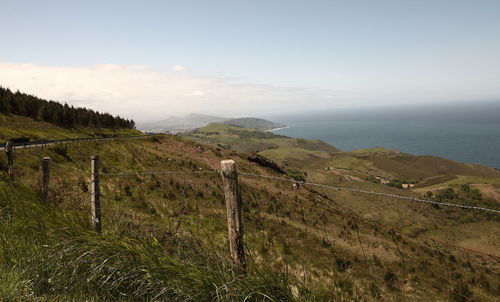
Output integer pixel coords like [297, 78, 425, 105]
[266, 103, 500, 169]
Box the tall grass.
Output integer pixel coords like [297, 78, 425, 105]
[0, 181, 291, 301]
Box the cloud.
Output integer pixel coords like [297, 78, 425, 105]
[185, 91, 205, 97]
[172, 65, 185, 71]
[0, 62, 338, 121]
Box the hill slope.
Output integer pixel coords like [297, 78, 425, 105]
[186, 123, 500, 202]
[185, 123, 339, 178]
[0, 113, 141, 143]
[0, 115, 498, 301]
[138, 115, 287, 133]
[224, 117, 286, 131]
[138, 113, 228, 133]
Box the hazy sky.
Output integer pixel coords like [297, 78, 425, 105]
[1, 0, 499, 121]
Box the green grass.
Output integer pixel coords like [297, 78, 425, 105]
[0, 176, 291, 301]
[0, 113, 141, 143]
[185, 123, 338, 168]
[260, 147, 331, 162]
[188, 125, 500, 197]
[345, 147, 401, 156]
[0, 115, 499, 301]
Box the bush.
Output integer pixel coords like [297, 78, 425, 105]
[436, 188, 457, 201]
[451, 281, 473, 302]
[335, 257, 352, 272]
[384, 270, 398, 289]
[52, 144, 71, 160]
[369, 282, 381, 298]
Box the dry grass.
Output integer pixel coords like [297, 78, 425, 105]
[0, 116, 498, 301]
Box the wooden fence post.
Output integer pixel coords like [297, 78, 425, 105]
[41, 157, 50, 202]
[220, 160, 246, 273]
[5, 142, 13, 176]
[91, 156, 102, 233]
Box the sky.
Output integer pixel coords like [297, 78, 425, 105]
[1, 0, 499, 121]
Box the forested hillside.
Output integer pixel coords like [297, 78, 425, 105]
[0, 86, 135, 129]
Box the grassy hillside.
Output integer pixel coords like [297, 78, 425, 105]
[325, 147, 500, 202]
[186, 124, 500, 202]
[328, 147, 499, 180]
[0, 116, 498, 301]
[185, 123, 338, 176]
[0, 113, 141, 143]
[224, 117, 286, 131]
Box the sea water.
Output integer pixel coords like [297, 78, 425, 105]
[266, 104, 500, 169]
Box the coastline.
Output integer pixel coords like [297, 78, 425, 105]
[263, 119, 500, 169]
[267, 126, 290, 132]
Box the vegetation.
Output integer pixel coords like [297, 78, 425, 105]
[185, 124, 500, 205]
[185, 123, 338, 167]
[0, 86, 135, 129]
[0, 181, 290, 301]
[0, 115, 498, 300]
[224, 117, 286, 131]
[0, 113, 140, 143]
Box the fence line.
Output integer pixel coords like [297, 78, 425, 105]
[1, 134, 155, 150]
[14, 152, 500, 216]
[251, 180, 492, 301]
[22, 153, 89, 174]
[7, 151, 499, 275]
[284, 190, 500, 262]
[238, 172, 500, 214]
[298, 186, 500, 261]
[271, 197, 489, 301]
[17, 154, 499, 215]
[3, 151, 497, 300]
[100, 170, 219, 176]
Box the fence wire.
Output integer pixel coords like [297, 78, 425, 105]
[239, 172, 500, 214]
[4, 149, 498, 300]
[239, 172, 500, 261]
[2, 134, 155, 150]
[100, 170, 219, 176]
[6, 151, 499, 260]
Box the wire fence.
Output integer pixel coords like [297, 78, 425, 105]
[100, 170, 219, 176]
[1, 134, 156, 150]
[238, 172, 500, 214]
[10, 151, 500, 259]
[3, 146, 499, 300]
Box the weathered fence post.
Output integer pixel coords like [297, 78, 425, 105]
[41, 157, 50, 202]
[5, 142, 13, 176]
[220, 160, 246, 273]
[91, 156, 102, 233]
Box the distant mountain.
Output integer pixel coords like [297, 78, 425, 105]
[138, 114, 287, 133]
[137, 114, 228, 133]
[224, 117, 286, 131]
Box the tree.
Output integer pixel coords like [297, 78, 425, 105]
[0, 86, 135, 129]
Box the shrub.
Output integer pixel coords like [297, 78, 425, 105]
[52, 144, 71, 161]
[335, 257, 352, 272]
[384, 270, 398, 289]
[451, 281, 473, 302]
[369, 282, 381, 298]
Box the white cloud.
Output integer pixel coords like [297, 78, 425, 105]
[172, 65, 185, 72]
[185, 91, 205, 97]
[0, 62, 339, 121]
